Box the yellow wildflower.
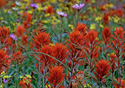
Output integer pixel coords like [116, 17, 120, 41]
[20, 76, 24, 78]
[3, 75, 11, 79]
[114, 16, 120, 23]
[95, 16, 102, 21]
[46, 84, 51, 88]
[84, 83, 92, 88]
[68, 24, 74, 30]
[25, 75, 32, 79]
[0, 84, 3, 88]
[90, 24, 96, 30]
[45, 13, 50, 17]
[100, 24, 104, 28]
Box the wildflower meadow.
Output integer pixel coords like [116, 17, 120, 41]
[0, 0, 125, 88]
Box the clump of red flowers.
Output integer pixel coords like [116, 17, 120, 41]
[19, 77, 32, 88]
[31, 31, 50, 49]
[46, 6, 54, 14]
[93, 59, 111, 83]
[0, 49, 11, 72]
[113, 78, 125, 88]
[47, 66, 65, 88]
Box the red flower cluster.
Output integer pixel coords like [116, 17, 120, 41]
[93, 59, 111, 82]
[47, 66, 65, 87]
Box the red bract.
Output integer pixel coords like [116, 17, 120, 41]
[108, 27, 125, 86]
[23, 20, 31, 29]
[115, 9, 124, 17]
[0, 0, 8, 8]
[22, 12, 32, 22]
[33, 0, 45, 3]
[68, 30, 85, 46]
[67, 30, 86, 87]
[110, 54, 116, 73]
[84, 30, 100, 68]
[31, 31, 50, 49]
[102, 27, 111, 59]
[46, 6, 54, 14]
[114, 79, 125, 88]
[93, 59, 111, 82]
[86, 30, 98, 44]
[100, 5, 106, 11]
[53, 43, 67, 65]
[103, 12, 109, 25]
[21, 35, 28, 45]
[0, 26, 9, 43]
[16, 25, 25, 37]
[47, 66, 65, 87]
[75, 23, 87, 35]
[67, 30, 85, 62]
[102, 27, 111, 44]
[38, 45, 54, 67]
[13, 51, 24, 63]
[19, 77, 32, 88]
[109, 27, 125, 67]
[0, 49, 10, 72]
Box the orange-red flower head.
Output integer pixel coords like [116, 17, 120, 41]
[76, 23, 87, 35]
[93, 59, 111, 81]
[114, 78, 125, 88]
[0, 49, 10, 72]
[16, 25, 25, 37]
[102, 27, 111, 43]
[46, 6, 54, 14]
[87, 30, 98, 44]
[38, 45, 54, 67]
[32, 31, 50, 49]
[53, 43, 67, 63]
[47, 66, 65, 87]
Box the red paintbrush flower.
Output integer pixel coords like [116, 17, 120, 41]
[33, 0, 45, 3]
[75, 23, 87, 35]
[100, 5, 106, 11]
[0, 0, 8, 8]
[23, 20, 31, 29]
[110, 54, 116, 73]
[114, 78, 125, 88]
[38, 45, 54, 67]
[22, 35, 28, 45]
[32, 31, 50, 49]
[86, 30, 98, 44]
[0, 26, 9, 43]
[13, 51, 24, 63]
[47, 66, 65, 87]
[46, 6, 54, 14]
[69, 30, 84, 46]
[53, 43, 67, 65]
[108, 27, 125, 86]
[16, 25, 25, 37]
[22, 12, 32, 22]
[19, 77, 32, 88]
[0, 49, 10, 72]
[102, 27, 111, 44]
[115, 9, 124, 17]
[103, 12, 109, 25]
[93, 59, 111, 82]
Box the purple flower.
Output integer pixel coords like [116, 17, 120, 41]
[16, 19, 20, 22]
[10, 34, 17, 40]
[17, 12, 21, 16]
[25, 7, 28, 10]
[3, 79, 8, 83]
[30, 3, 38, 9]
[72, 3, 85, 10]
[57, 11, 67, 17]
[43, 8, 46, 11]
